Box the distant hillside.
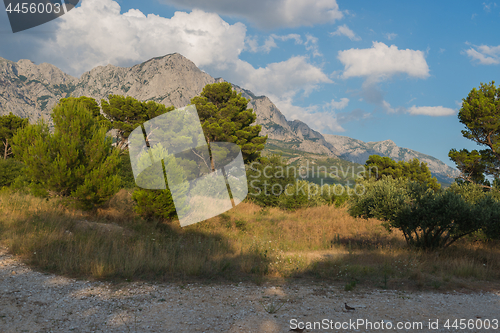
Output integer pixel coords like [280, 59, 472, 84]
[324, 134, 460, 184]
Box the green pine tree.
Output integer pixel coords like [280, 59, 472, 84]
[101, 95, 175, 148]
[191, 82, 267, 166]
[0, 112, 28, 159]
[12, 98, 121, 209]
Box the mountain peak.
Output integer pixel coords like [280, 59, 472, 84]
[0, 53, 458, 182]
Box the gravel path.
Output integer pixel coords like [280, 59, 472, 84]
[1, 247, 499, 333]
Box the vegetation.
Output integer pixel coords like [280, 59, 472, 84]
[449, 81, 500, 189]
[0, 158, 25, 187]
[1, 81, 499, 291]
[0, 112, 28, 159]
[349, 177, 500, 249]
[191, 82, 267, 163]
[363, 155, 440, 191]
[133, 82, 268, 221]
[101, 94, 175, 148]
[1, 188, 499, 290]
[11, 98, 121, 210]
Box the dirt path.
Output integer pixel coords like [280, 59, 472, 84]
[1, 247, 499, 332]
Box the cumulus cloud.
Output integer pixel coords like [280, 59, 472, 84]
[7, 0, 336, 133]
[40, 1, 247, 76]
[464, 44, 500, 65]
[330, 24, 361, 41]
[338, 42, 430, 79]
[160, 0, 343, 29]
[338, 42, 430, 114]
[37, 0, 331, 102]
[407, 106, 456, 116]
[223, 56, 332, 98]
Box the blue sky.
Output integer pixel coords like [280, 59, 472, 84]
[1, 0, 499, 168]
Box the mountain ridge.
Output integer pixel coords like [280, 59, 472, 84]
[0, 53, 459, 182]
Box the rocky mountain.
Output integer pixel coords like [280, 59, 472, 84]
[0, 53, 458, 182]
[324, 134, 460, 183]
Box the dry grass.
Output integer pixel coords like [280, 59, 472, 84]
[1, 188, 499, 291]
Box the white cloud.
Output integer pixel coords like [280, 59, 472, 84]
[29, 0, 335, 134]
[338, 42, 430, 114]
[325, 98, 349, 110]
[43, 1, 247, 76]
[225, 56, 332, 98]
[464, 44, 500, 65]
[245, 33, 320, 55]
[305, 34, 322, 57]
[330, 24, 361, 41]
[160, 0, 343, 29]
[245, 36, 277, 53]
[41, 0, 332, 97]
[385, 33, 397, 40]
[270, 96, 345, 132]
[408, 106, 456, 116]
[338, 42, 430, 79]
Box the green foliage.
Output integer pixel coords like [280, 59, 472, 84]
[449, 81, 500, 188]
[11, 99, 121, 210]
[132, 189, 177, 221]
[0, 159, 25, 187]
[349, 177, 500, 249]
[191, 82, 267, 163]
[246, 155, 296, 207]
[277, 181, 352, 210]
[118, 152, 136, 189]
[101, 95, 175, 148]
[0, 112, 28, 159]
[57, 96, 108, 125]
[247, 155, 352, 209]
[364, 155, 440, 191]
[131, 145, 188, 221]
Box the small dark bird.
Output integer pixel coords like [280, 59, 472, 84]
[290, 328, 305, 332]
[345, 303, 355, 311]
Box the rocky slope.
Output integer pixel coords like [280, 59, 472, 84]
[324, 134, 460, 182]
[0, 53, 457, 181]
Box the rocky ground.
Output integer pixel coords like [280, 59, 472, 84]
[1, 247, 499, 333]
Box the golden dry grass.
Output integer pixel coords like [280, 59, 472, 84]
[0, 188, 499, 291]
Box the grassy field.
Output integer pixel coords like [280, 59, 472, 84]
[0, 188, 499, 291]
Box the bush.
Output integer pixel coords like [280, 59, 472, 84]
[348, 176, 500, 249]
[277, 181, 352, 210]
[0, 159, 25, 187]
[246, 155, 296, 207]
[11, 98, 121, 210]
[132, 188, 178, 221]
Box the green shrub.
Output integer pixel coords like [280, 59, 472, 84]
[118, 152, 136, 189]
[132, 188, 178, 221]
[0, 159, 25, 187]
[348, 176, 500, 249]
[276, 181, 353, 210]
[246, 155, 295, 207]
[11, 98, 121, 210]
